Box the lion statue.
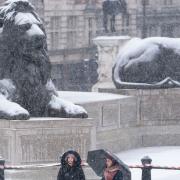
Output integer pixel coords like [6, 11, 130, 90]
[113, 37, 180, 89]
[0, 0, 88, 120]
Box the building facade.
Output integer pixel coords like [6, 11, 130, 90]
[1, 0, 180, 62]
[43, 0, 102, 65]
[1, 0, 180, 90]
[126, 0, 180, 38]
[44, 0, 180, 66]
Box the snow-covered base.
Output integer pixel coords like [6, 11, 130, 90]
[48, 94, 88, 118]
[0, 94, 29, 119]
[117, 146, 180, 180]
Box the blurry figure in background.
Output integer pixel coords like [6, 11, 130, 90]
[57, 150, 86, 180]
[101, 155, 123, 180]
[102, 0, 127, 33]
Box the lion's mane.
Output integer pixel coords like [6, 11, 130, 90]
[0, 0, 51, 116]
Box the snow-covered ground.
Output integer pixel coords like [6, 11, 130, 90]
[116, 146, 180, 180]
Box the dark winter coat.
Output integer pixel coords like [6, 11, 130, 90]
[101, 169, 123, 180]
[57, 150, 85, 180]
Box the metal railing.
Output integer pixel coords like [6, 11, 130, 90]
[0, 156, 180, 180]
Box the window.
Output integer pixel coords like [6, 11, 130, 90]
[161, 24, 174, 37]
[164, 0, 173, 5]
[148, 25, 157, 37]
[142, 0, 149, 6]
[67, 16, 77, 29]
[67, 16, 77, 48]
[50, 32, 59, 50]
[122, 14, 130, 27]
[75, 0, 86, 4]
[146, 0, 150, 5]
[67, 31, 76, 48]
[50, 16, 61, 50]
[88, 17, 93, 45]
[50, 16, 61, 30]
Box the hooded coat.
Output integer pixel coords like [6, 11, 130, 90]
[57, 150, 86, 180]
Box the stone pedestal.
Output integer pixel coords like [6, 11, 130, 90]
[0, 118, 96, 165]
[99, 88, 180, 126]
[59, 90, 180, 152]
[92, 36, 131, 91]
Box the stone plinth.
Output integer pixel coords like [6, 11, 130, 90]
[59, 91, 180, 152]
[0, 118, 96, 165]
[99, 88, 180, 126]
[95, 88, 180, 149]
[2, 89, 180, 177]
[92, 36, 131, 91]
[58, 91, 139, 152]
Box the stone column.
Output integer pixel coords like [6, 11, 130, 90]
[92, 36, 131, 91]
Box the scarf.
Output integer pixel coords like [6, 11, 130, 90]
[104, 165, 121, 180]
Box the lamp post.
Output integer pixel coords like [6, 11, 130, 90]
[0, 157, 5, 180]
[141, 156, 152, 180]
[141, 0, 147, 38]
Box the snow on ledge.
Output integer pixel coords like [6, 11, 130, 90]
[57, 91, 130, 104]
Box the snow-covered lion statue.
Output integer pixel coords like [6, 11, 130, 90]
[0, 0, 88, 120]
[113, 37, 180, 89]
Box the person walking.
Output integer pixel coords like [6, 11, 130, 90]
[57, 150, 86, 180]
[101, 155, 123, 180]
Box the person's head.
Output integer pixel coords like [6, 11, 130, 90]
[65, 153, 77, 167]
[61, 150, 81, 168]
[105, 155, 117, 168]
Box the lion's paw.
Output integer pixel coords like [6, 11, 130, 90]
[48, 95, 88, 118]
[0, 95, 30, 120]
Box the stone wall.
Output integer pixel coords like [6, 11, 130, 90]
[96, 88, 180, 151]
[1, 90, 180, 179]
[0, 118, 96, 165]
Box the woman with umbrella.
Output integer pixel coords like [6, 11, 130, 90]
[87, 149, 130, 180]
[57, 150, 86, 180]
[101, 154, 123, 180]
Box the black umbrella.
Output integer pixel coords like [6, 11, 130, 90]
[87, 149, 131, 180]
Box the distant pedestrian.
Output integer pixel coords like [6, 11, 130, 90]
[101, 155, 123, 180]
[57, 150, 85, 180]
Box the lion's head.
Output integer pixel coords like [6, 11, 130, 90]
[0, 0, 50, 85]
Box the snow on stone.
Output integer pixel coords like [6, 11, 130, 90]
[117, 146, 180, 180]
[1, 0, 33, 15]
[0, 94, 29, 116]
[49, 95, 87, 115]
[26, 24, 44, 36]
[113, 37, 180, 85]
[46, 79, 58, 96]
[94, 36, 130, 42]
[0, 79, 15, 99]
[5, 0, 29, 4]
[57, 91, 129, 104]
[15, 12, 41, 25]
